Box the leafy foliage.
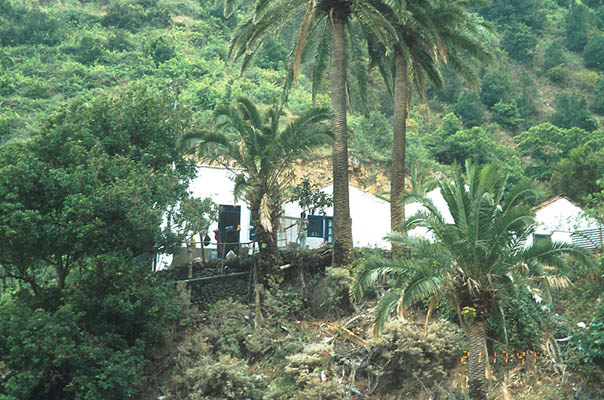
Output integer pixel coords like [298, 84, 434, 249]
[515, 123, 593, 181]
[0, 261, 180, 400]
[289, 179, 333, 216]
[584, 34, 604, 72]
[551, 92, 598, 132]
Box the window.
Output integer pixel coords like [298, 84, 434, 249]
[307, 215, 324, 238]
[325, 217, 334, 243]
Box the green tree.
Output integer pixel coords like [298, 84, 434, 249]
[480, 67, 513, 107]
[491, 100, 524, 131]
[454, 91, 486, 127]
[480, 0, 546, 32]
[353, 162, 592, 400]
[515, 123, 591, 181]
[0, 85, 193, 399]
[566, 1, 591, 52]
[184, 97, 330, 269]
[590, 76, 604, 115]
[550, 144, 604, 203]
[584, 34, 604, 71]
[433, 126, 498, 165]
[551, 91, 598, 132]
[0, 85, 193, 293]
[501, 22, 538, 63]
[375, 0, 492, 254]
[229, 0, 393, 265]
[543, 41, 566, 71]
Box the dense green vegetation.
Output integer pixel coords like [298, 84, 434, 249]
[1, 0, 604, 399]
[1, 0, 603, 203]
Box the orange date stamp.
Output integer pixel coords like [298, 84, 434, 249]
[460, 350, 537, 365]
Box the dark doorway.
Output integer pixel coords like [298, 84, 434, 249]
[218, 205, 241, 256]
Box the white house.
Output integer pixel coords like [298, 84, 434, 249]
[530, 195, 603, 249]
[155, 166, 253, 270]
[283, 185, 392, 249]
[405, 188, 454, 241]
[282, 185, 454, 249]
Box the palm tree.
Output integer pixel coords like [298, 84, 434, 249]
[372, 0, 493, 253]
[352, 161, 593, 400]
[182, 97, 331, 269]
[229, 0, 395, 265]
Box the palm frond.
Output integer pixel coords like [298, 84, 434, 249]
[373, 289, 402, 335]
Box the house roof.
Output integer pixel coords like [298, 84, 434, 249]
[533, 195, 579, 211]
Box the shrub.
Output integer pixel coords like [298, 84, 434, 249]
[492, 100, 524, 131]
[362, 319, 464, 395]
[575, 70, 599, 90]
[349, 111, 392, 162]
[167, 332, 267, 400]
[481, 68, 513, 108]
[566, 2, 590, 52]
[543, 42, 566, 71]
[145, 37, 176, 66]
[281, 343, 348, 399]
[0, 3, 60, 46]
[454, 91, 486, 127]
[101, 2, 145, 31]
[590, 76, 604, 115]
[551, 92, 598, 132]
[501, 22, 538, 63]
[546, 65, 569, 85]
[306, 268, 353, 319]
[198, 299, 272, 359]
[584, 34, 604, 71]
[488, 287, 552, 351]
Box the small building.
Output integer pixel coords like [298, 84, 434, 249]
[283, 185, 392, 249]
[530, 195, 603, 250]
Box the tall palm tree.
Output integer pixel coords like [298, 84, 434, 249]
[352, 161, 593, 400]
[229, 0, 395, 265]
[182, 97, 331, 269]
[371, 0, 493, 253]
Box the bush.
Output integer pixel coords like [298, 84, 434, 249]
[0, 261, 181, 400]
[281, 343, 348, 399]
[101, 2, 145, 31]
[543, 42, 566, 71]
[551, 92, 598, 132]
[145, 37, 176, 66]
[306, 267, 353, 319]
[488, 288, 552, 351]
[454, 91, 486, 127]
[0, 3, 60, 46]
[566, 2, 590, 52]
[481, 68, 513, 108]
[584, 34, 604, 71]
[349, 111, 392, 162]
[362, 319, 463, 395]
[167, 332, 267, 400]
[198, 299, 272, 359]
[546, 65, 569, 85]
[75, 34, 106, 65]
[590, 76, 604, 115]
[501, 22, 538, 63]
[492, 100, 524, 131]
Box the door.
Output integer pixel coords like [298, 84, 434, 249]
[218, 205, 241, 256]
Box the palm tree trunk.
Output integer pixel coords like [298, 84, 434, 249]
[391, 48, 408, 257]
[468, 319, 488, 400]
[330, 13, 353, 266]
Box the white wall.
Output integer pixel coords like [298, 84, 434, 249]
[534, 197, 600, 236]
[405, 188, 454, 241]
[186, 166, 252, 246]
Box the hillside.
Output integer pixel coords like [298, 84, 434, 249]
[1, 1, 604, 400]
[2, 0, 604, 203]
